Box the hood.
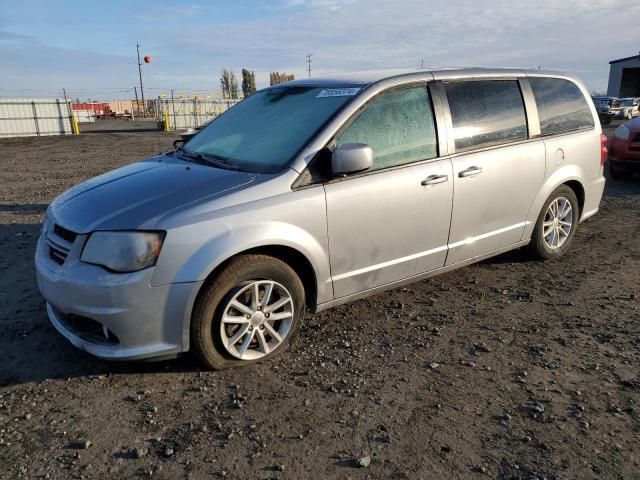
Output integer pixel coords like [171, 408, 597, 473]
[627, 116, 640, 132]
[50, 155, 256, 233]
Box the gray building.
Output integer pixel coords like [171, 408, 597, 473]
[607, 54, 640, 98]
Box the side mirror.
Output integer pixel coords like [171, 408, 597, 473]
[180, 128, 198, 141]
[331, 143, 373, 176]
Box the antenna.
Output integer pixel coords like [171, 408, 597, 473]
[306, 52, 313, 77]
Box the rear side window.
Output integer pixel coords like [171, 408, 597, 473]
[444, 80, 527, 153]
[529, 77, 595, 136]
[336, 86, 438, 171]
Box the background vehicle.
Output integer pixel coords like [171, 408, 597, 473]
[619, 97, 640, 119]
[609, 117, 640, 178]
[592, 96, 621, 124]
[36, 69, 606, 369]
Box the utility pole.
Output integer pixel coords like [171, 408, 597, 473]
[136, 43, 146, 116]
[306, 52, 312, 78]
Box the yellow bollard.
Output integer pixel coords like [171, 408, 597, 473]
[163, 108, 170, 132]
[71, 114, 80, 135]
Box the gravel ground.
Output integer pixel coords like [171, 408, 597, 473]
[0, 121, 639, 479]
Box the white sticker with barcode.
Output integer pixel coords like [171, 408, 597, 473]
[316, 88, 361, 98]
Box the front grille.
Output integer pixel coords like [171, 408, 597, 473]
[49, 245, 67, 265]
[53, 224, 77, 244]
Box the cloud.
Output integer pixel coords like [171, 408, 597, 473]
[1, 0, 638, 97]
[149, 0, 639, 90]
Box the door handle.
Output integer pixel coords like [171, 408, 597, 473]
[421, 174, 448, 186]
[459, 166, 483, 178]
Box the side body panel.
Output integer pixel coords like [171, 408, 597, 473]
[522, 130, 604, 241]
[324, 158, 453, 298]
[446, 141, 546, 264]
[151, 181, 334, 305]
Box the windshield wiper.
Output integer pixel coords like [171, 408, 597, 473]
[175, 148, 240, 171]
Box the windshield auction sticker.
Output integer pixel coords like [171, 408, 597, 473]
[317, 88, 361, 98]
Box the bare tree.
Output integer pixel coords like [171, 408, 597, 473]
[220, 69, 240, 99]
[241, 69, 256, 97]
[269, 72, 295, 86]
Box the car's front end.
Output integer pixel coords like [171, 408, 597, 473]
[608, 118, 640, 176]
[34, 156, 259, 361]
[619, 98, 639, 119]
[35, 218, 200, 360]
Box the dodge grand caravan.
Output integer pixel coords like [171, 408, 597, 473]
[35, 69, 606, 369]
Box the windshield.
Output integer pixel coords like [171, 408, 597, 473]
[183, 85, 361, 173]
[621, 99, 634, 107]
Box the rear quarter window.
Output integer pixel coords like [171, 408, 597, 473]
[529, 77, 595, 136]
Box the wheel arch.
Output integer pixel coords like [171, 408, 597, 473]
[523, 168, 587, 240]
[563, 179, 585, 218]
[194, 244, 319, 313]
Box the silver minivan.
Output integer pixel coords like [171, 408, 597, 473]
[35, 69, 606, 369]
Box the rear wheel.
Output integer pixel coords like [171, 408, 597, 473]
[191, 254, 305, 370]
[527, 185, 579, 261]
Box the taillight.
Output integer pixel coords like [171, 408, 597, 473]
[600, 134, 607, 167]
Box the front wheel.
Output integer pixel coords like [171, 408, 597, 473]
[191, 254, 305, 370]
[527, 185, 579, 261]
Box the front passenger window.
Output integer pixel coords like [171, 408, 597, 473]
[335, 87, 438, 171]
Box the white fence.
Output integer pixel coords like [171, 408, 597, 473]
[73, 109, 96, 123]
[156, 97, 240, 130]
[0, 98, 74, 138]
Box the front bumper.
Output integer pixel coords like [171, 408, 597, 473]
[35, 225, 202, 361]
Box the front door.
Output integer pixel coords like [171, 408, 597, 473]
[324, 85, 453, 299]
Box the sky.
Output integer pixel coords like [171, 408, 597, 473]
[1, 0, 639, 100]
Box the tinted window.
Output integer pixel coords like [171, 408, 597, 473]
[336, 87, 437, 171]
[529, 77, 595, 136]
[444, 80, 528, 153]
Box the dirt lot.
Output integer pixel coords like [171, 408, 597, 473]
[1, 120, 639, 479]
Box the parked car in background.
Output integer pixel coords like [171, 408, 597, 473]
[608, 117, 640, 178]
[36, 69, 606, 369]
[592, 96, 621, 124]
[619, 97, 640, 120]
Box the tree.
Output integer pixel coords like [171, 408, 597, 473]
[220, 69, 240, 99]
[269, 72, 295, 86]
[241, 69, 256, 97]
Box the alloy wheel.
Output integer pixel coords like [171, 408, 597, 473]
[543, 196, 573, 250]
[219, 280, 294, 360]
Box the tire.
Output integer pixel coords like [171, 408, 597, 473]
[191, 254, 305, 370]
[609, 163, 629, 180]
[527, 185, 579, 261]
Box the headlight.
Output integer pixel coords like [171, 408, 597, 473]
[81, 231, 165, 273]
[614, 125, 630, 141]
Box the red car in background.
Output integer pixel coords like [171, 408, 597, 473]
[609, 117, 640, 179]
